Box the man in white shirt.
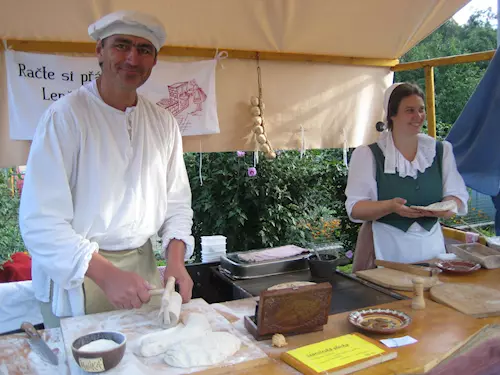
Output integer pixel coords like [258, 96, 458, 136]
[19, 10, 195, 327]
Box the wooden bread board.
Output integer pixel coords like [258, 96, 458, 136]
[448, 243, 500, 269]
[423, 324, 500, 373]
[429, 283, 500, 318]
[60, 298, 270, 375]
[355, 268, 440, 291]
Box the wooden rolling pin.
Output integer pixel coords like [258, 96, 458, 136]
[149, 277, 178, 296]
[374, 259, 437, 277]
[149, 288, 167, 296]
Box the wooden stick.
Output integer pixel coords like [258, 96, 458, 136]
[392, 50, 496, 71]
[149, 288, 165, 296]
[1, 38, 399, 68]
[425, 66, 436, 139]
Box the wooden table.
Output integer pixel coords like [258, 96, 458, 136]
[212, 298, 497, 375]
[2, 268, 500, 375]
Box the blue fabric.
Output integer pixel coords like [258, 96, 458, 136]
[446, 50, 500, 197]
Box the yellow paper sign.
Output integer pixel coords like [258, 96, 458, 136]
[78, 357, 105, 373]
[286, 334, 385, 373]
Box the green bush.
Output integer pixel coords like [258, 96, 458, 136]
[184, 149, 359, 261]
[0, 169, 25, 266]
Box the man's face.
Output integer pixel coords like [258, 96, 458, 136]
[97, 34, 157, 91]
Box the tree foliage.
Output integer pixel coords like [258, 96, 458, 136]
[0, 170, 24, 265]
[395, 11, 498, 138]
[185, 150, 359, 261]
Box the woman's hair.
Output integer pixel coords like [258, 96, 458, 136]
[386, 83, 424, 131]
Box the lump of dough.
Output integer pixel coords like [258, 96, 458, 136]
[271, 333, 287, 348]
[137, 313, 212, 357]
[163, 332, 241, 368]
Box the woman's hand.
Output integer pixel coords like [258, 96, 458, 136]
[390, 197, 427, 218]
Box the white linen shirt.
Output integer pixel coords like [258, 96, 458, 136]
[345, 132, 469, 263]
[19, 80, 194, 317]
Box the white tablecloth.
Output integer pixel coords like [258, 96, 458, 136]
[0, 280, 43, 334]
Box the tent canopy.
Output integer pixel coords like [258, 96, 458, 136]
[0, 0, 470, 168]
[1, 0, 468, 58]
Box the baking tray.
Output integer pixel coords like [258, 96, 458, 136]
[219, 245, 342, 280]
[219, 247, 311, 280]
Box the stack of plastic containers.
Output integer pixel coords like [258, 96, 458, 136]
[201, 235, 227, 263]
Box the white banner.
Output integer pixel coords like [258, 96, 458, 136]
[4, 50, 219, 140]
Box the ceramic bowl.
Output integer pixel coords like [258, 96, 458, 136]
[72, 331, 126, 373]
[308, 254, 341, 279]
[348, 308, 412, 334]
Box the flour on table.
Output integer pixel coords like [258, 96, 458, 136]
[163, 331, 241, 368]
[79, 339, 119, 352]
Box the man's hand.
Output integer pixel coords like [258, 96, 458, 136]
[101, 268, 154, 309]
[164, 239, 193, 303]
[86, 253, 154, 310]
[163, 264, 193, 303]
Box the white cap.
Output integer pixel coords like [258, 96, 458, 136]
[88, 10, 166, 51]
[383, 83, 403, 123]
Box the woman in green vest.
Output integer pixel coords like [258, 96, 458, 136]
[345, 83, 469, 269]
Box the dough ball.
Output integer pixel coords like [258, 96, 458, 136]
[260, 143, 271, 153]
[164, 332, 241, 368]
[250, 106, 261, 116]
[256, 134, 267, 144]
[252, 116, 263, 126]
[266, 151, 277, 160]
[250, 96, 260, 106]
[271, 333, 288, 348]
[253, 125, 264, 135]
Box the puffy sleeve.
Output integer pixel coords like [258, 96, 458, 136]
[344, 145, 378, 223]
[19, 108, 99, 291]
[157, 115, 195, 260]
[442, 141, 469, 215]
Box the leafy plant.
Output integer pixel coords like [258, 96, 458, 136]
[0, 169, 25, 266]
[184, 149, 359, 261]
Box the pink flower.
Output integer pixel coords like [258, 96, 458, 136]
[236, 151, 246, 157]
[247, 167, 257, 177]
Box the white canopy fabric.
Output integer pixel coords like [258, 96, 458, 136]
[0, 0, 469, 58]
[0, 0, 469, 167]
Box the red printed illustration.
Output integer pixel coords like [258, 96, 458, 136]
[156, 79, 207, 132]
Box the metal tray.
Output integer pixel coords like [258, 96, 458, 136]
[219, 247, 311, 280]
[219, 245, 342, 280]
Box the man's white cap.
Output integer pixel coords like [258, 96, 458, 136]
[88, 10, 166, 51]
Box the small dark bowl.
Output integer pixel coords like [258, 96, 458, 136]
[72, 331, 126, 373]
[308, 253, 342, 279]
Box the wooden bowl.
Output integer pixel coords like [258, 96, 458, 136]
[72, 331, 126, 372]
[348, 308, 412, 334]
[435, 260, 481, 274]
